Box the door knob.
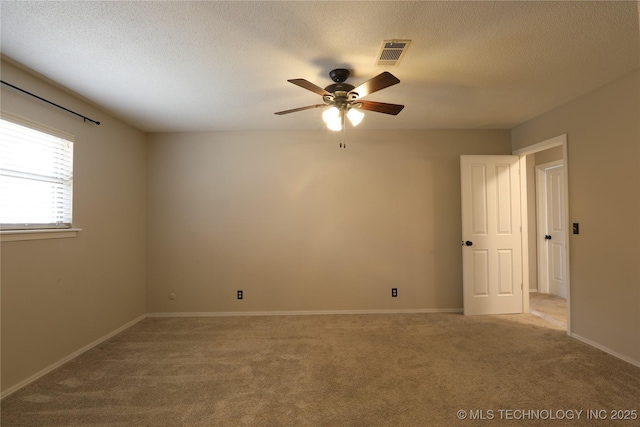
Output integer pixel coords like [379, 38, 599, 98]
[545, 235, 552, 240]
[465, 241, 473, 246]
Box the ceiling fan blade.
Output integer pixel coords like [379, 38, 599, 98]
[358, 100, 404, 115]
[288, 79, 331, 96]
[274, 104, 327, 115]
[349, 72, 400, 98]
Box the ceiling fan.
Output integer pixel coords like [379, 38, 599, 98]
[275, 68, 404, 131]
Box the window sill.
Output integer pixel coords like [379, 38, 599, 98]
[0, 228, 82, 242]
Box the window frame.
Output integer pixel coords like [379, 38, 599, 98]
[0, 112, 81, 241]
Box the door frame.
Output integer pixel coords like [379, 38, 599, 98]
[513, 134, 571, 334]
[535, 160, 564, 295]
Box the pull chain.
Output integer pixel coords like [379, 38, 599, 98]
[339, 119, 346, 148]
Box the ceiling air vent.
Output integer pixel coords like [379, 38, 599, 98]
[376, 40, 411, 66]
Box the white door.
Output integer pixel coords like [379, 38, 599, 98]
[461, 155, 523, 315]
[545, 165, 566, 298]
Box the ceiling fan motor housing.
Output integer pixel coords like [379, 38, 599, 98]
[324, 82, 356, 94]
[329, 68, 350, 83]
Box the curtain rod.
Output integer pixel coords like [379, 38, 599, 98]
[1, 80, 100, 126]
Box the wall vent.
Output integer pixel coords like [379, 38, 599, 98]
[376, 40, 411, 66]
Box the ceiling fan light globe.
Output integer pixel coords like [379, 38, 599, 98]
[347, 108, 364, 126]
[322, 107, 340, 125]
[327, 119, 342, 131]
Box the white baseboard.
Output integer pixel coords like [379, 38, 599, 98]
[570, 332, 640, 368]
[1, 314, 146, 400]
[146, 308, 463, 318]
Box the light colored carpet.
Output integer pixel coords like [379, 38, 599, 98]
[2, 313, 639, 426]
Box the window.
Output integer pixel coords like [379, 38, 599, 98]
[0, 116, 74, 230]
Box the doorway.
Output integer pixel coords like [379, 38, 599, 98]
[513, 134, 571, 334]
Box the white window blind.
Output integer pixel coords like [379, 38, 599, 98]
[0, 117, 74, 230]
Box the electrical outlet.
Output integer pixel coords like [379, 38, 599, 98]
[237, 290, 243, 300]
[391, 288, 398, 297]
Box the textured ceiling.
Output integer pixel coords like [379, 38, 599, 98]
[1, 1, 638, 132]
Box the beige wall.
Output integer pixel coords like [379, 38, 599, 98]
[146, 130, 511, 313]
[512, 69, 640, 363]
[534, 146, 564, 166]
[0, 59, 147, 393]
